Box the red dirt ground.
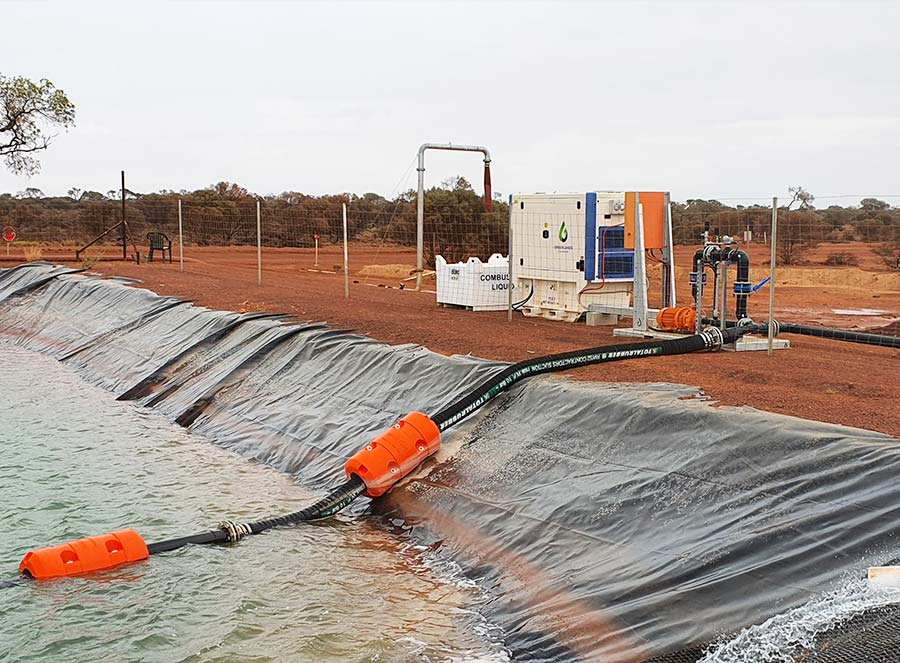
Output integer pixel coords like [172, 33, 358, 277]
[40, 242, 900, 437]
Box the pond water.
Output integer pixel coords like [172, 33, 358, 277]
[0, 346, 506, 663]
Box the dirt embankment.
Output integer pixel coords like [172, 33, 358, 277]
[48, 242, 900, 437]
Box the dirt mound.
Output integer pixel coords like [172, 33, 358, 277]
[872, 319, 900, 336]
[772, 267, 900, 291]
[357, 263, 417, 280]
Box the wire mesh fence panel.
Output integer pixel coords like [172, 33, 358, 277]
[673, 206, 900, 270]
[672, 208, 773, 246]
[181, 201, 259, 247]
[0, 199, 111, 245]
[265, 206, 343, 248]
[423, 211, 508, 266]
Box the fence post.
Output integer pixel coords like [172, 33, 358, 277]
[342, 202, 349, 299]
[416, 155, 425, 291]
[507, 194, 513, 322]
[767, 197, 778, 355]
[178, 199, 184, 272]
[256, 200, 262, 285]
[121, 170, 127, 260]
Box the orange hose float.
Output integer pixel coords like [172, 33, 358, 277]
[19, 529, 149, 579]
[656, 306, 697, 332]
[344, 412, 441, 497]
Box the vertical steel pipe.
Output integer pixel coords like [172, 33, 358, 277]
[768, 197, 778, 355]
[342, 202, 350, 299]
[256, 200, 262, 286]
[178, 199, 184, 272]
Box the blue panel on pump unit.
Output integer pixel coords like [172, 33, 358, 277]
[602, 226, 625, 249]
[583, 192, 597, 281]
[602, 250, 635, 279]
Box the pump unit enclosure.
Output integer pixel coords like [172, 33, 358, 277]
[511, 192, 640, 322]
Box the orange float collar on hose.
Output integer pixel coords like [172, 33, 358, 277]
[19, 529, 149, 579]
[344, 412, 441, 497]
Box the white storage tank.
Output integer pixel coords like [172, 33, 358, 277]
[436, 253, 511, 311]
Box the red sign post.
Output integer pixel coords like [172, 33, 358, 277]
[2, 226, 15, 255]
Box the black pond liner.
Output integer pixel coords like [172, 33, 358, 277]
[3, 262, 900, 662]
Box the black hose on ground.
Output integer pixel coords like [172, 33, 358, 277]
[431, 326, 748, 431]
[705, 317, 900, 350]
[778, 322, 900, 349]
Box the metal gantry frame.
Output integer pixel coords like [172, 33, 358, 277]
[591, 192, 677, 333]
[415, 143, 492, 290]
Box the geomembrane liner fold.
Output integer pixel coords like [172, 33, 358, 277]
[3, 262, 900, 663]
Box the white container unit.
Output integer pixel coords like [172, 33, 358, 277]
[436, 253, 511, 311]
[511, 193, 634, 322]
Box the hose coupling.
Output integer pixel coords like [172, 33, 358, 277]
[699, 326, 725, 351]
[218, 520, 252, 543]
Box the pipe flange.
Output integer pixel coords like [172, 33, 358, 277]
[702, 245, 719, 262]
[700, 326, 725, 351]
[765, 319, 781, 337]
[737, 317, 755, 328]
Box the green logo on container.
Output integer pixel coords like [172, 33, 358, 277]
[559, 221, 568, 242]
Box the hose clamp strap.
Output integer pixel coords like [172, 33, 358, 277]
[700, 326, 725, 351]
[219, 520, 252, 543]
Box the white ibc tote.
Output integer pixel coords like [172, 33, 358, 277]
[435, 253, 511, 311]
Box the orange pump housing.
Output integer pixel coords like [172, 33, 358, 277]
[345, 412, 441, 497]
[656, 306, 697, 332]
[19, 529, 149, 579]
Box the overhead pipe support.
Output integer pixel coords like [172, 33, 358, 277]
[416, 143, 493, 291]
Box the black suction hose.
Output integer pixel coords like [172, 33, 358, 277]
[151, 327, 751, 554]
[706, 317, 900, 350]
[147, 476, 366, 554]
[777, 322, 900, 349]
[432, 326, 748, 430]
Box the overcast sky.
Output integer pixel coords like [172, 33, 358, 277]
[2, 0, 899, 205]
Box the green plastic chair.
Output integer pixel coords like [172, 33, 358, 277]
[146, 232, 172, 263]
